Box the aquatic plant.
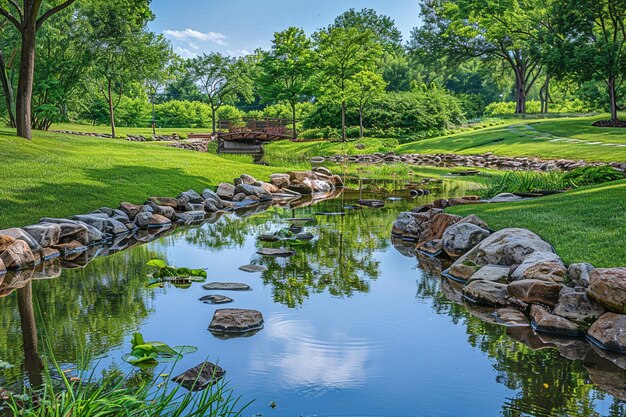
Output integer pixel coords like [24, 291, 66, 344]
[477, 171, 574, 198]
[122, 332, 197, 366]
[146, 260, 207, 288]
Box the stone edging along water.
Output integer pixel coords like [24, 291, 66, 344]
[311, 152, 626, 173]
[391, 197, 626, 358]
[0, 168, 343, 298]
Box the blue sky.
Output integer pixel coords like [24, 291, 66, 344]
[150, 0, 422, 58]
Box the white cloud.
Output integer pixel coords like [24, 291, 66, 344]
[227, 49, 252, 57]
[174, 46, 197, 59]
[188, 42, 200, 50]
[163, 28, 227, 46]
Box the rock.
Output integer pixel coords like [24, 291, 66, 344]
[442, 222, 490, 258]
[494, 308, 529, 327]
[92, 207, 131, 224]
[568, 262, 595, 288]
[530, 304, 583, 336]
[287, 180, 313, 195]
[172, 361, 225, 391]
[446, 228, 556, 281]
[391, 212, 422, 239]
[119, 202, 142, 220]
[0, 228, 42, 252]
[216, 183, 236, 200]
[314, 167, 333, 176]
[0, 235, 15, 252]
[0, 258, 5, 274]
[489, 193, 524, 203]
[232, 193, 246, 202]
[269, 173, 290, 188]
[204, 199, 221, 212]
[295, 232, 314, 241]
[256, 247, 296, 257]
[419, 239, 442, 256]
[147, 197, 178, 207]
[468, 264, 510, 283]
[202, 282, 251, 291]
[517, 258, 567, 283]
[288, 171, 316, 183]
[507, 279, 562, 307]
[553, 291, 605, 329]
[51, 240, 87, 255]
[0, 239, 35, 269]
[39, 218, 104, 245]
[234, 184, 271, 201]
[199, 294, 233, 304]
[239, 174, 258, 185]
[587, 268, 626, 313]
[458, 214, 489, 231]
[152, 205, 176, 220]
[587, 313, 626, 353]
[208, 308, 264, 334]
[178, 190, 203, 205]
[202, 189, 225, 209]
[22, 223, 61, 248]
[417, 213, 462, 247]
[70, 214, 128, 235]
[462, 280, 509, 307]
[184, 203, 204, 212]
[134, 212, 171, 228]
[260, 182, 280, 194]
[239, 264, 268, 273]
[174, 211, 205, 224]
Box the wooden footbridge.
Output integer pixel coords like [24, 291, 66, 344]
[216, 118, 293, 161]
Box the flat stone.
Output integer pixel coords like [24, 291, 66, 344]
[587, 268, 626, 313]
[494, 308, 529, 327]
[530, 304, 584, 337]
[587, 313, 626, 353]
[208, 308, 264, 334]
[172, 361, 225, 391]
[468, 265, 510, 283]
[239, 264, 267, 273]
[199, 294, 233, 304]
[507, 279, 562, 307]
[257, 248, 295, 257]
[462, 280, 509, 307]
[202, 282, 251, 291]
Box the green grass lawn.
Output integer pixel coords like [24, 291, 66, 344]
[447, 179, 626, 267]
[51, 122, 214, 138]
[0, 128, 277, 228]
[398, 115, 626, 163]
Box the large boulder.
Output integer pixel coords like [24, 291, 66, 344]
[587, 268, 626, 313]
[39, 218, 105, 245]
[216, 183, 236, 201]
[287, 180, 313, 195]
[172, 361, 225, 391]
[70, 214, 128, 235]
[442, 222, 490, 258]
[22, 223, 61, 248]
[446, 228, 556, 281]
[0, 239, 35, 269]
[507, 279, 562, 307]
[417, 213, 462, 247]
[587, 313, 626, 353]
[202, 188, 226, 208]
[468, 264, 510, 283]
[288, 171, 316, 183]
[270, 173, 290, 189]
[0, 228, 42, 252]
[512, 253, 566, 282]
[458, 214, 489, 231]
[119, 202, 142, 220]
[233, 184, 271, 201]
[208, 309, 264, 334]
[178, 190, 203, 206]
[391, 212, 422, 239]
[553, 290, 605, 330]
[530, 304, 584, 336]
[134, 212, 171, 228]
[147, 197, 178, 207]
[462, 280, 509, 307]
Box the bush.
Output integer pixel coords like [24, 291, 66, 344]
[485, 100, 593, 116]
[155, 100, 211, 128]
[563, 165, 624, 186]
[477, 171, 574, 199]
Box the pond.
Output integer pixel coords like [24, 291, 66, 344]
[0, 181, 624, 417]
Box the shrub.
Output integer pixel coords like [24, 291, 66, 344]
[477, 171, 574, 199]
[563, 165, 624, 186]
[155, 100, 211, 128]
[485, 100, 593, 116]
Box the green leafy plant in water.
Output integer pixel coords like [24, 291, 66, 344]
[146, 259, 207, 288]
[122, 332, 198, 366]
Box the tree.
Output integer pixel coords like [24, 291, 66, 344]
[314, 27, 382, 141]
[346, 70, 386, 137]
[81, 0, 170, 137]
[410, 0, 545, 114]
[0, 21, 18, 127]
[257, 27, 314, 139]
[330, 8, 403, 55]
[188, 52, 253, 135]
[555, 0, 626, 124]
[0, 0, 77, 139]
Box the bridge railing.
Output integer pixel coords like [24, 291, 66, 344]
[218, 117, 295, 137]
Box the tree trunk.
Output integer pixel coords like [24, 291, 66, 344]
[0, 49, 16, 128]
[16, 24, 37, 139]
[540, 76, 550, 114]
[514, 66, 526, 114]
[107, 80, 116, 138]
[359, 105, 364, 138]
[341, 99, 346, 142]
[211, 106, 217, 135]
[18, 282, 43, 387]
[608, 76, 618, 123]
[291, 101, 297, 140]
[152, 100, 156, 136]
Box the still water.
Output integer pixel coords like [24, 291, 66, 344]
[0, 184, 625, 417]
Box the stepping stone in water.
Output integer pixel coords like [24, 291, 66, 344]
[239, 264, 268, 273]
[199, 294, 233, 304]
[256, 248, 295, 257]
[315, 212, 346, 216]
[172, 361, 225, 391]
[358, 199, 385, 208]
[208, 308, 264, 337]
[202, 282, 251, 291]
[286, 218, 315, 222]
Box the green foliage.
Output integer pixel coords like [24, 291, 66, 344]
[562, 166, 625, 187]
[146, 259, 207, 288]
[154, 100, 211, 128]
[477, 171, 574, 199]
[122, 332, 197, 366]
[485, 100, 593, 116]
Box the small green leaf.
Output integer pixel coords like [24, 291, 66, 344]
[147, 259, 167, 268]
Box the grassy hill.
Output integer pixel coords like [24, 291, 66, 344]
[0, 128, 276, 228]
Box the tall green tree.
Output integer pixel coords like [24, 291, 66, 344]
[330, 8, 403, 55]
[314, 27, 382, 141]
[555, 0, 626, 123]
[257, 27, 314, 139]
[188, 52, 253, 135]
[0, 0, 78, 139]
[346, 70, 386, 137]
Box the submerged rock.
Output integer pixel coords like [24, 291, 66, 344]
[199, 294, 233, 304]
[172, 361, 226, 391]
[239, 264, 268, 273]
[202, 282, 251, 291]
[494, 308, 529, 327]
[208, 308, 264, 335]
[257, 247, 295, 257]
